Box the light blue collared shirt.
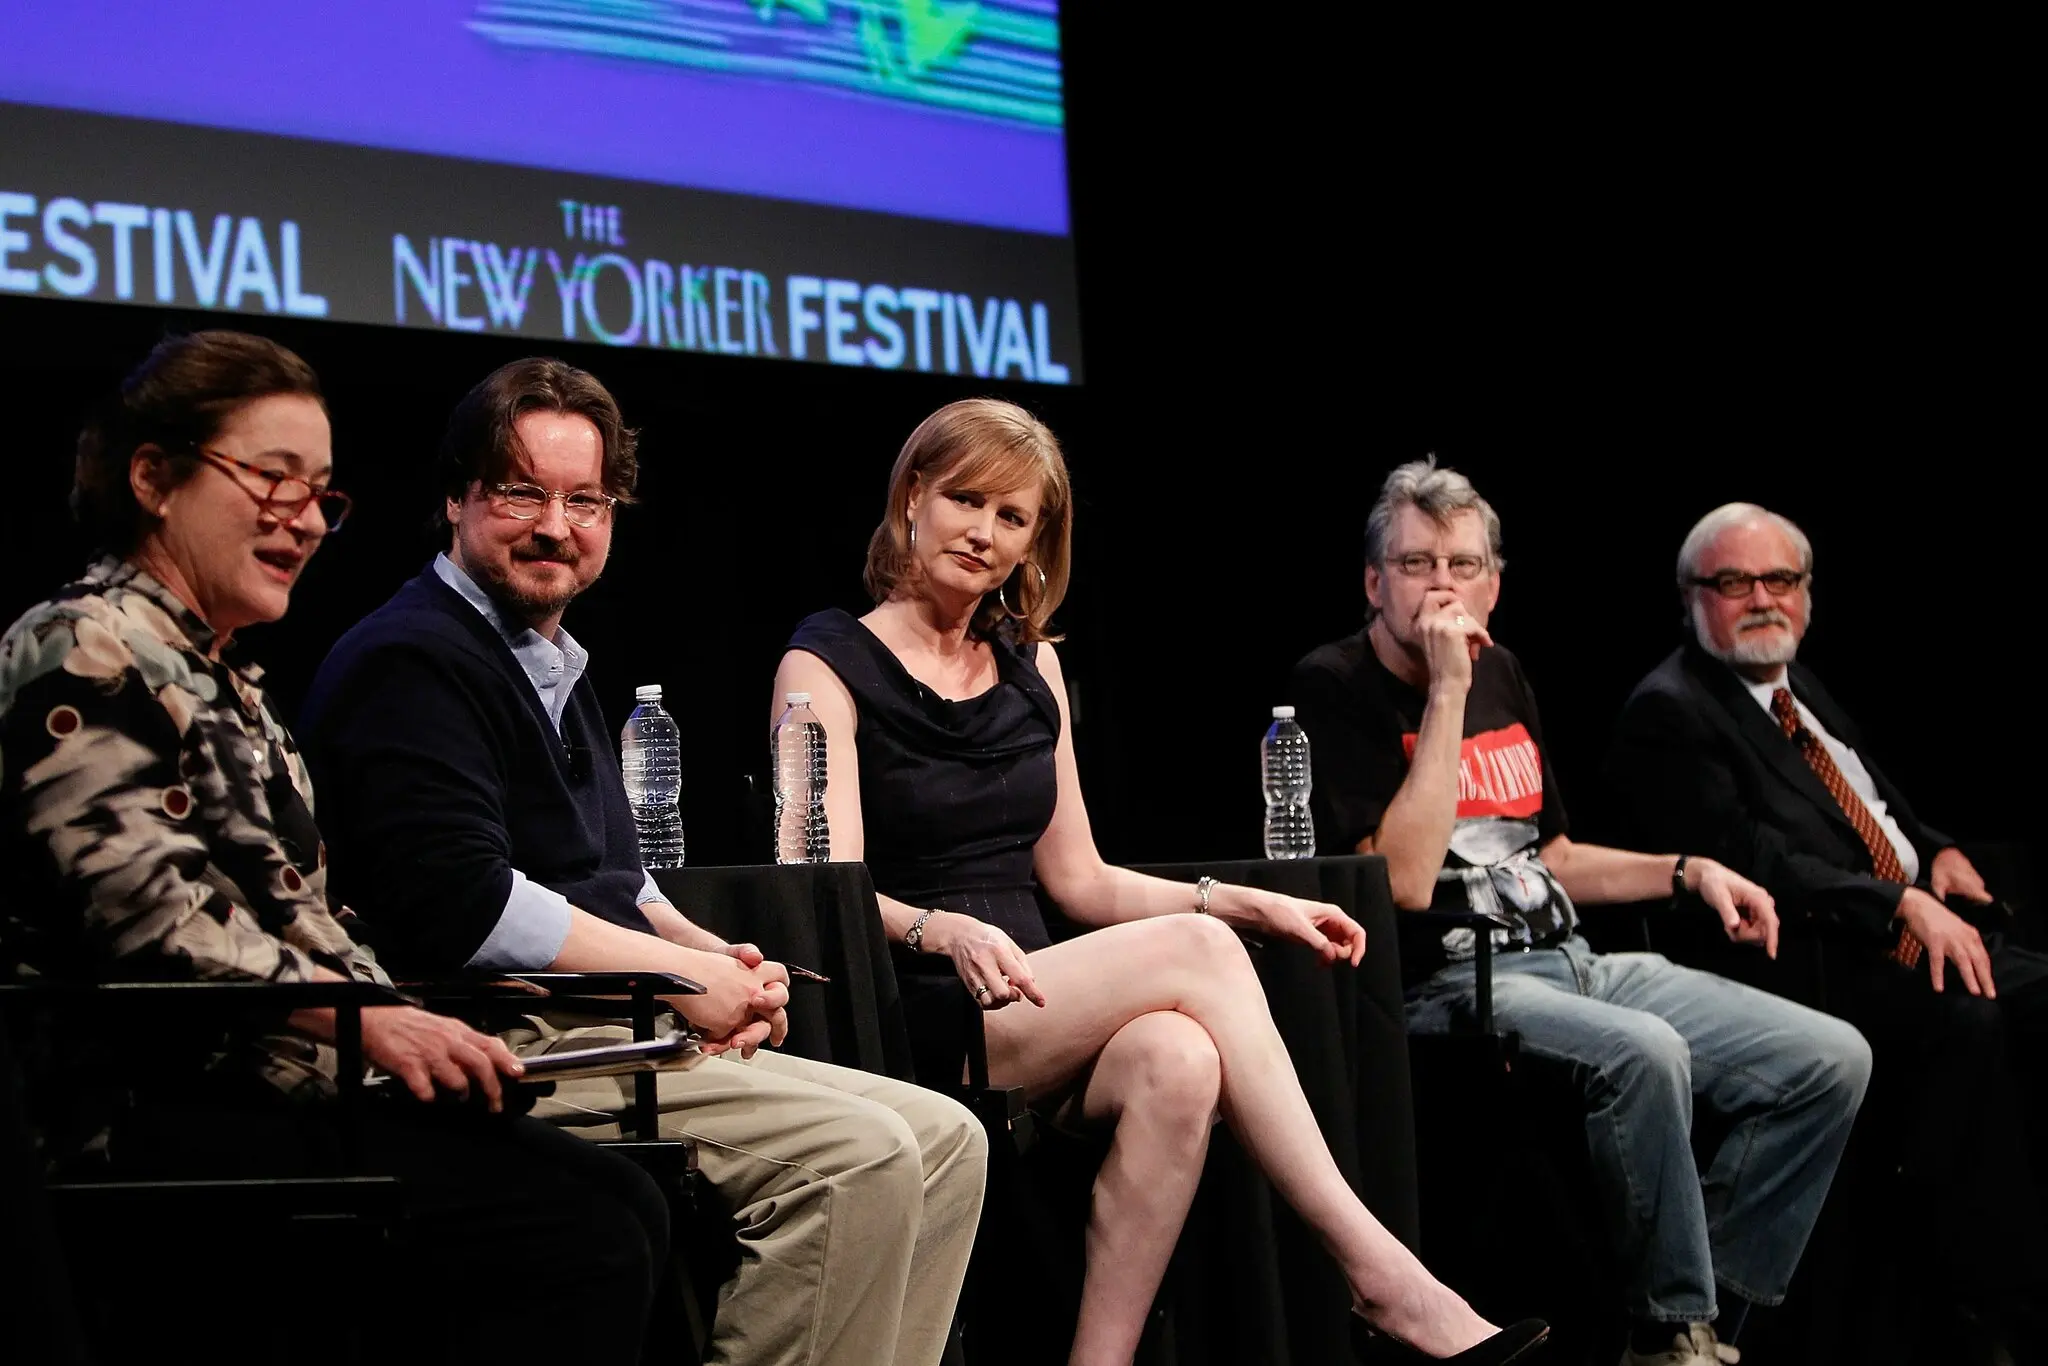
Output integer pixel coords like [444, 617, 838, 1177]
[433, 554, 666, 970]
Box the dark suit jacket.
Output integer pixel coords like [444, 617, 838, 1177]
[1605, 640, 1951, 944]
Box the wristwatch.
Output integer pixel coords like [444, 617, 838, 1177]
[904, 908, 940, 952]
[1672, 854, 1692, 901]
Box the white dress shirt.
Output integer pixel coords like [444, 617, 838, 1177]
[1741, 673, 1920, 884]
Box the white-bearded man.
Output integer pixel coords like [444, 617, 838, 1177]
[1607, 501, 2048, 1363]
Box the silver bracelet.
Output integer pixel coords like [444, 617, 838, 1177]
[1194, 876, 1217, 915]
[904, 908, 940, 952]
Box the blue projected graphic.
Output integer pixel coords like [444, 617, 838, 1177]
[0, 0, 1083, 380]
[0, 0, 1068, 234]
[471, 1, 1063, 130]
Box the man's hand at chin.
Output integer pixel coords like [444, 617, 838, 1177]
[1416, 590, 1492, 692]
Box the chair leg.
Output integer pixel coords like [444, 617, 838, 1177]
[605, 1140, 733, 1366]
[669, 1255, 713, 1365]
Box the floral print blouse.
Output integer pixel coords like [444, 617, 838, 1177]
[0, 557, 383, 1097]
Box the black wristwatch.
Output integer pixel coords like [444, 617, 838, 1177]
[1672, 854, 1692, 901]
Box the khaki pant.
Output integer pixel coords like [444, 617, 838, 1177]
[505, 1016, 986, 1366]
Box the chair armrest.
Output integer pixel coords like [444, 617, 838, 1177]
[501, 972, 705, 995]
[403, 972, 703, 1038]
[1404, 911, 1515, 928]
[398, 971, 705, 1144]
[399, 970, 704, 1003]
[1400, 910, 1515, 1035]
[0, 979, 418, 1127]
[402, 971, 704, 1011]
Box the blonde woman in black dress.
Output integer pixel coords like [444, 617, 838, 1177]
[774, 399, 1544, 1366]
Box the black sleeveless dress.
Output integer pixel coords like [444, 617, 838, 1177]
[787, 608, 1062, 953]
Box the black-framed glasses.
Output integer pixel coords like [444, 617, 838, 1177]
[196, 448, 352, 530]
[1690, 569, 1808, 599]
[484, 482, 617, 529]
[1387, 551, 1489, 581]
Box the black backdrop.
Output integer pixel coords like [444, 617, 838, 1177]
[2, 16, 2035, 870]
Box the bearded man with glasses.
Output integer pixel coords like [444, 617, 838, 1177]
[1607, 502, 2048, 1360]
[1291, 461, 1873, 1366]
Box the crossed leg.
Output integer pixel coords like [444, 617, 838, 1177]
[984, 913, 1495, 1366]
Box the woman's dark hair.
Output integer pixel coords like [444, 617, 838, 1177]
[435, 357, 638, 530]
[72, 330, 326, 554]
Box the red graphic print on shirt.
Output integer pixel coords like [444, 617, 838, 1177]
[1400, 723, 1544, 821]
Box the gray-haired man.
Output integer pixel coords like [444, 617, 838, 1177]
[1291, 462, 1872, 1366]
[1607, 501, 2048, 1358]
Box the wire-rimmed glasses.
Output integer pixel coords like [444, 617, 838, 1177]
[484, 482, 617, 529]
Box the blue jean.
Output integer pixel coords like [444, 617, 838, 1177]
[1407, 937, 1872, 1321]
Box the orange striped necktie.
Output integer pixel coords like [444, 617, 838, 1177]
[1768, 688, 1922, 968]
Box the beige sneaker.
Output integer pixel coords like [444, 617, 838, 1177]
[1618, 1323, 1740, 1366]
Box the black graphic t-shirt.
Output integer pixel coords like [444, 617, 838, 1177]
[1291, 629, 1576, 982]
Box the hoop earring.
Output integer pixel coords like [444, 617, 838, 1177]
[907, 519, 917, 551]
[998, 561, 1048, 619]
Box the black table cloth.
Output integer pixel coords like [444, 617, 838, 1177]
[652, 862, 912, 1080]
[655, 856, 1413, 1366]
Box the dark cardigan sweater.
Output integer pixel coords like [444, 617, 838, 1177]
[300, 565, 649, 973]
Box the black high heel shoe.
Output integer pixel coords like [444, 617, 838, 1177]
[1354, 1316, 1550, 1365]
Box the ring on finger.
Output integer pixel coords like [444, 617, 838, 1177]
[974, 985, 992, 1002]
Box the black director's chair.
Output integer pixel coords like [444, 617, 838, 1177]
[2, 970, 721, 1365]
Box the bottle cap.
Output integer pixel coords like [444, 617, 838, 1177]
[785, 691, 812, 706]
[634, 685, 663, 701]
[1271, 705, 1296, 719]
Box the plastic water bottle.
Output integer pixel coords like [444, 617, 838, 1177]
[1262, 705, 1316, 859]
[771, 691, 831, 864]
[621, 684, 684, 868]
